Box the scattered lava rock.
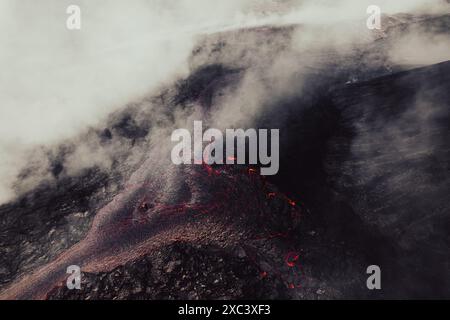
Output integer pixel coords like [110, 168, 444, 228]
[47, 242, 288, 300]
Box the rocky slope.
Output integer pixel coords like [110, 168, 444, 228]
[0, 13, 449, 299]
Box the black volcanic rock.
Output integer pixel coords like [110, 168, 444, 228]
[1, 14, 449, 300]
[47, 242, 288, 300]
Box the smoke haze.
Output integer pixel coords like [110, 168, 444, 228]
[0, 0, 449, 204]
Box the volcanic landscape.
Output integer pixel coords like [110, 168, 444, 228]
[0, 10, 449, 300]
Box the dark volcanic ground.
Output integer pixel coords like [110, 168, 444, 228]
[0, 14, 449, 300]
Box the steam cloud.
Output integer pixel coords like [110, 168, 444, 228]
[0, 0, 449, 204]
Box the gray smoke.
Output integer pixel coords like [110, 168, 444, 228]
[0, 0, 449, 204]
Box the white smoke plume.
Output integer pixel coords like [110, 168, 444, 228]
[0, 0, 449, 204]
